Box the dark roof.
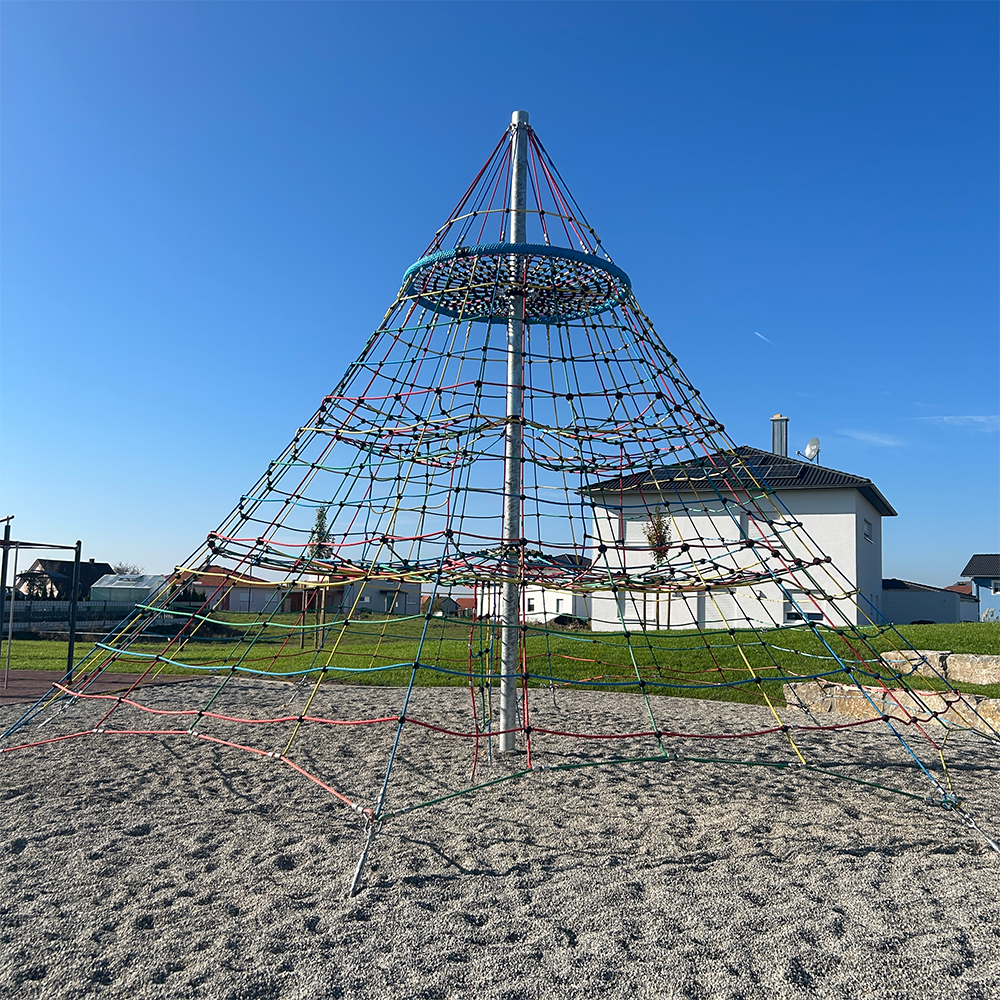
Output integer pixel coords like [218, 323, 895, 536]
[550, 553, 592, 569]
[585, 445, 897, 517]
[883, 578, 979, 601]
[961, 554, 1000, 579]
[22, 559, 115, 595]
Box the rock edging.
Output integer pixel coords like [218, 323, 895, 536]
[784, 680, 1000, 737]
[877, 649, 1000, 686]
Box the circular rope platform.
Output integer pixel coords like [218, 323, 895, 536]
[401, 242, 631, 323]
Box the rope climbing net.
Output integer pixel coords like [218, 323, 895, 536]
[5, 112, 999, 891]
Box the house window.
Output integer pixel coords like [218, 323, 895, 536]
[527, 599, 535, 612]
[783, 591, 823, 623]
[864, 519, 873, 543]
[361, 595, 371, 604]
[623, 516, 648, 544]
[555, 598, 563, 612]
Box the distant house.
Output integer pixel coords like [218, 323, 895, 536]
[477, 554, 592, 624]
[585, 442, 895, 630]
[422, 595, 460, 616]
[421, 595, 484, 619]
[15, 558, 115, 600]
[90, 574, 168, 604]
[454, 596, 477, 617]
[881, 578, 979, 624]
[961, 554, 1000, 604]
[169, 568, 288, 614]
[168, 567, 420, 618]
[325, 581, 421, 616]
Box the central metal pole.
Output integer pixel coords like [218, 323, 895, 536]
[499, 109, 529, 753]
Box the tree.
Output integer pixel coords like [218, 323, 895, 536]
[17, 572, 52, 600]
[643, 511, 672, 566]
[309, 507, 334, 563]
[112, 561, 143, 575]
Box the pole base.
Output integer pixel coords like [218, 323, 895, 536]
[347, 825, 377, 897]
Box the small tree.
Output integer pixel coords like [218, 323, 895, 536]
[18, 572, 52, 600]
[112, 561, 143, 575]
[309, 506, 334, 563]
[643, 511, 672, 566]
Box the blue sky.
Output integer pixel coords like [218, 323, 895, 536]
[2, 2, 997, 600]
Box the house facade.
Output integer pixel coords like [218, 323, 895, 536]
[585, 445, 896, 631]
[961, 554, 1000, 607]
[476, 555, 592, 624]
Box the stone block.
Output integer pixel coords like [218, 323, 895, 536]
[878, 649, 949, 679]
[943, 653, 1000, 686]
[783, 680, 1000, 738]
[783, 681, 831, 711]
[974, 698, 1000, 736]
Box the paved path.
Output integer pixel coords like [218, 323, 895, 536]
[0, 669, 197, 707]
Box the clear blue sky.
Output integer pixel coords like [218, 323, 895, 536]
[2, 2, 997, 598]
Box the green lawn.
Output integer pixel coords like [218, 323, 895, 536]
[5, 618, 998, 708]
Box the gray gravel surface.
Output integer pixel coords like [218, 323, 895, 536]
[1, 678, 998, 1000]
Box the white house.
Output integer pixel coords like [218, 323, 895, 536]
[584, 440, 896, 631]
[522, 585, 590, 623]
[475, 554, 592, 624]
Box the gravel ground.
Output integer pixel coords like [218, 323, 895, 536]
[1, 678, 998, 1000]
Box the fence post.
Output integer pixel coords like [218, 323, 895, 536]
[0, 521, 9, 644]
[65, 541, 82, 683]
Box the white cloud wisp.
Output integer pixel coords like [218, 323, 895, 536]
[917, 415, 1000, 432]
[836, 429, 905, 447]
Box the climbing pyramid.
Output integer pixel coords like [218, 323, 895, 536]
[4, 112, 997, 892]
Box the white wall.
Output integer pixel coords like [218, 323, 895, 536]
[854, 494, 884, 623]
[477, 583, 589, 622]
[589, 486, 880, 631]
[522, 585, 589, 622]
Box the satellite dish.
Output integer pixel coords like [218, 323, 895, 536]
[803, 437, 820, 461]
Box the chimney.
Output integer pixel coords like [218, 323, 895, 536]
[771, 414, 788, 457]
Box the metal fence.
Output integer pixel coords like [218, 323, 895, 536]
[2, 601, 138, 634]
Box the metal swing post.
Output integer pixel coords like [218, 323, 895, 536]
[498, 110, 529, 753]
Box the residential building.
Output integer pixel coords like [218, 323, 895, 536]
[882, 578, 979, 624]
[477, 554, 592, 624]
[585, 424, 896, 631]
[171, 567, 421, 617]
[961, 554, 1000, 604]
[15, 558, 115, 601]
[422, 595, 460, 616]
